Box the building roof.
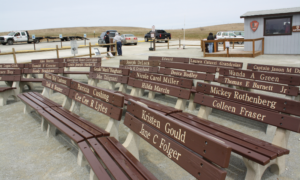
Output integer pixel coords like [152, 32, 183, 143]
[240, 7, 300, 18]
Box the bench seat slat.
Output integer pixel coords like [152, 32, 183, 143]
[88, 138, 130, 180]
[17, 94, 43, 111]
[98, 137, 159, 180]
[174, 112, 289, 156]
[170, 113, 276, 162]
[21, 78, 43, 82]
[63, 71, 90, 74]
[22, 93, 51, 109]
[37, 109, 84, 143]
[43, 108, 94, 139]
[55, 107, 110, 136]
[30, 92, 62, 107]
[0, 87, 15, 92]
[51, 107, 107, 137]
[77, 141, 111, 180]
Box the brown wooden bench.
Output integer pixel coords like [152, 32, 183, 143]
[122, 99, 231, 180]
[0, 68, 22, 106]
[119, 59, 160, 73]
[190, 58, 243, 71]
[88, 66, 130, 93]
[64, 58, 101, 75]
[19, 73, 157, 180]
[194, 82, 299, 179]
[148, 56, 189, 63]
[247, 63, 300, 75]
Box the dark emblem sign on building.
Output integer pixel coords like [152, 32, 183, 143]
[292, 25, 300, 32]
[250, 20, 259, 32]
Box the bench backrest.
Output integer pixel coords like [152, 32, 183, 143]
[194, 84, 300, 133]
[161, 61, 217, 73]
[128, 78, 191, 100]
[218, 68, 300, 96]
[124, 99, 231, 179]
[65, 62, 101, 68]
[24, 63, 65, 68]
[0, 64, 25, 68]
[130, 71, 193, 89]
[65, 58, 101, 63]
[247, 63, 300, 75]
[190, 58, 243, 71]
[148, 56, 189, 63]
[31, 58, 64, 63]
[0, 69, 22, 81]
[119, 60, 160, 73]
[89, 66, 129, 84]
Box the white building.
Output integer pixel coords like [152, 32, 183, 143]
[241, 7, 300, 54]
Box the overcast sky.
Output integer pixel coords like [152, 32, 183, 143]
[0, 0, 299, 32]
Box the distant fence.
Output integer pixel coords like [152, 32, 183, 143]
[0, 42, 117, 63]
[152, 38, 202, 50]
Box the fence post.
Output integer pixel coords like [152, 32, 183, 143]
[202, 40, 205, 57]
[12, 48, 17, 64]
[252, 40, 255, 58]
[179, 38, 181, 48]
[262, 38, 264, 54]
[56, 45, 59, 58]
[168, 38, 169, 49]
[214, 41, 217, 52]
[115, 41, 117, 55]
[89, 42, 92, 58]
[232, 40, 234, 49]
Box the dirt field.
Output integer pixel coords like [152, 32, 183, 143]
[0, 23, 244, 40]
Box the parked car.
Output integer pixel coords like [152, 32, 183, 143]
[98, 30, 118, 44]
[121, 34, 137, 45]
[144, 30, 171, 42]
[0, 31, 43, 45]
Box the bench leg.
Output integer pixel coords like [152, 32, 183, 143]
[47, 124, 57, 137]
[90, 169, 98, 180]
[88, 79, 99, 86]
[197, 105, 212, 119]
[118, 84, 127, 93]
[123, 130, 140, 161]
[42, 87, 53, 99]
[62, 95, 72, 109]
[0, 90, 14, 106]
[130, 87, 141, 97]
[243, 128, 290, 179]
[175, 98, 187, 110]
[12, 81, 20, 97]
[41, 117, 48, 131]
[138, 89, 145, 97]
[108, 82, 117, 90]
[24, 104, 34, 114]
[188, 93, 196, 111]
[148, 90, 155, 99]
[105, 118, 120, 141]
[70, 100, 81, 115]
[77, 149, 88, 167]
[266, 124, 277, 135]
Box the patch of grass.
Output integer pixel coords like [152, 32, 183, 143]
[0, 23, 243, 40]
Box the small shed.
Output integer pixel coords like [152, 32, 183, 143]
[241, 7, 300, 54]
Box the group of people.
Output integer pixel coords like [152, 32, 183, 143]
[104, 31, 124, 56]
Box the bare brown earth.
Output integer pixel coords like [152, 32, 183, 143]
[0, 23, 244, 40]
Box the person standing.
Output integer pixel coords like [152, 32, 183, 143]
[113, 32, 124, 56]
[104, 31, 110, 56]
[207, 32, 214, 53]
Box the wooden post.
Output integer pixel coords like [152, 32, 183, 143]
[232, 41, 234, 49]
[12, 48, 17, 64]
[179, 38, 181, 48]
[153, 39, 156, 51]
[223, 40, 225, 50]
[213, 41, 216, 52]
[61, 40, 62, 48]
[89, 42, 92, 58]
[252, 40, 255, 58]
[200, 39, 202, 50]
[56, 45, 59, 58]
[115, 41, 117, 55]
[167, 38, 169, 49]
[202, 40, 205, 57]
[227, 48, 229, 57]
[34, 42, 36, 50]
[262, 38, 264, 54]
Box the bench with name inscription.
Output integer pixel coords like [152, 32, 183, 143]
[18, 73, 157, 180]
[194, 82, 299, 179]
[122, 99, 232, 180]
[64, 58, 102, 75]
[190, 58, 243, 71]
[217, 67, 300, 98]
[148, 56, 190, 63]
[128, 70, 192, 110]
[88, 66, 130, 93]
[119, 60, 160, 73]
[0, 68, 22, 106]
